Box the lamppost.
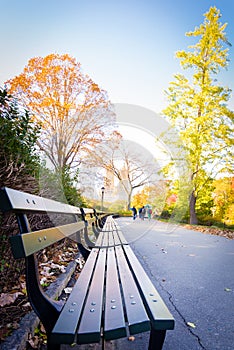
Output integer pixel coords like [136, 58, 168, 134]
[101, 186, 105, 212]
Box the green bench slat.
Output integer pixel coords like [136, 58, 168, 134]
[77, 248, 106, 344]
[116, 229, 128, 244]
[113, 231, 121, 245]
[108, 232, 115, 246]
[102, 231, 109, 247]
[10, 221, 85, 258]
[95, 231, 127, 248]
[95, 217, 127, 248]
[95, 231, 104, 246]
[104, 247, 126, 340]
[123, 245, 175, 330]
[50, 248, 99, 344]
[115, 246, 150, 335]
[0, 187, 82, 214]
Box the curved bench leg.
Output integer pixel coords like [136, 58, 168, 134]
[77, 242, 90, 261]
[83, 226, 95, 248]
[148, 329, 166, 350]
[92, 224, 101, 237]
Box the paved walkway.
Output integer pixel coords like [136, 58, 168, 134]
[111, 217, 234, 350]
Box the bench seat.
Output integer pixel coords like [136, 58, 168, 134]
[50, 244, 174, 348]
[0, 187, 174, 350]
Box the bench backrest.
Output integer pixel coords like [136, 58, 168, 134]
[0, 187, 107, 258]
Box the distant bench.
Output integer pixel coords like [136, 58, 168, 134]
[0, 187, 174, 350]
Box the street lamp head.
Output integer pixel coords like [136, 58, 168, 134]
[101, 186, 105, 193]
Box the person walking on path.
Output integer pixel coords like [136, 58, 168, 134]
[130, 206, 137, 220]
[147, 207, 152, 220]
[138, 207, 142, 220]
[141, 206, 146, 220]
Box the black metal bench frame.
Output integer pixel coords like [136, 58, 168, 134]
[0, 187, 174, 350]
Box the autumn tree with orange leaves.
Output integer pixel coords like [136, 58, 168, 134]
[7, 54, 115, 173]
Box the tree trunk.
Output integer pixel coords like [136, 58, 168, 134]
[127, 191, 132, 210]
[189, 191, 198, 225]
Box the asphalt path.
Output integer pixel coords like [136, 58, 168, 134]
[111, 217, 234, 350]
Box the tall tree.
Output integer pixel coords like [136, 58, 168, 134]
[88, 133, 160, 209]
[162, 7, 234, 224]
[7, 54, 115, 173]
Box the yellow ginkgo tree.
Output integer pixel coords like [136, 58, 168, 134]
[162, 7, 234, 224]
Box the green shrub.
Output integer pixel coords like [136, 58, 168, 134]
[0, 87, 40, 187]
[117, 210, 132, 217]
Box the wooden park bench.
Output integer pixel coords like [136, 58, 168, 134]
[0, 187, 174, 350]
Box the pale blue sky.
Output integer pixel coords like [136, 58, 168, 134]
[1, 0, 234, 112]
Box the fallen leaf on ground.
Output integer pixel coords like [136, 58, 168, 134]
[27, 336, 39, 349]
[0, 292, 23, 307]
[64, 287, 73, 294]
[161, 248, 167, 253]
[75, 258, 84, 270]
[22, 302, 31, 309]
[128, 336, 135, 341]
[40, 323, 46, 334]
[187, 322, 196, 328]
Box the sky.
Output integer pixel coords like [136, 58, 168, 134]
[1, 0, 234, 114]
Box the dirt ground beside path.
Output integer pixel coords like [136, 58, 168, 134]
[182, 223, 234, 240]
